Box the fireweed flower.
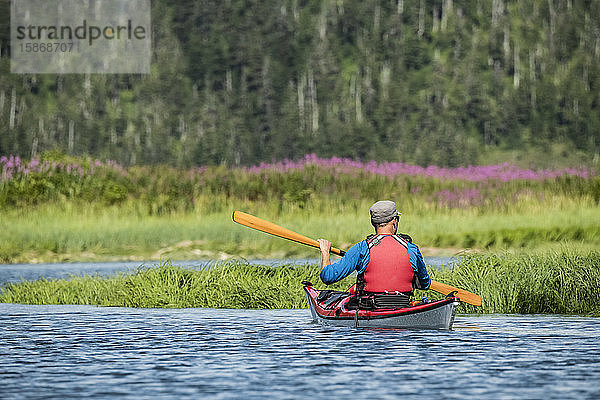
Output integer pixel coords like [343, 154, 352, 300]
[244, 154, 593, 181]
[0, 155, 127, 183]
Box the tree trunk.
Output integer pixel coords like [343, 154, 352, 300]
[68, 120, 75, 153]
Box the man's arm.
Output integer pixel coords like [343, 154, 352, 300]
[318, 239, 332, 270]
[318, 240, 369, 285]
[407, 243, 431, 290]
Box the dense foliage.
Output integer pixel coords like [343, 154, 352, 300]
[2, 251, 599, 314]
[1, 153, 598, 211]
[1, 0, 599, 167]
[427, 250, 600, 315]
[1, 154, 598, 263]
[0, 261, 340, 309]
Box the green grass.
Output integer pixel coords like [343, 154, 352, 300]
[427, 249, 600, 315]
[2, 251, 599, 315]
[0, 261, 350, 309]
[1, 200, 599, 263]
[1, 155, 599, 263]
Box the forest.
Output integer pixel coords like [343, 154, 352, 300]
[1, 0, 599, 167]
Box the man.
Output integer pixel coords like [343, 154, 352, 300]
[318, 200, 430, 307]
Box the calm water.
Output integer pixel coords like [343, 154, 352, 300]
[1, 260, 598, 399]
[0, 257, 455, 284]
[1, 305, 599, 399]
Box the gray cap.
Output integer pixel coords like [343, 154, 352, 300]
[370, 200, 401, 224]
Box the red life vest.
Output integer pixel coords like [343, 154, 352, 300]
[359, 235, 414, 293]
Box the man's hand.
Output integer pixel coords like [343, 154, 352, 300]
[318, 239, 331, 253]
[317, 239, 332, 270]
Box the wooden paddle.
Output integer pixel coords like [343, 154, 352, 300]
[232, 211, 482, 306]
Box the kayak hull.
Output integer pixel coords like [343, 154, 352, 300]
[304, 284, 459, 330]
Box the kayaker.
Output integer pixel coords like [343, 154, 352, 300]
[317, 200, 430, 307]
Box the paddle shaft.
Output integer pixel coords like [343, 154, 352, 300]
[233, 211, 346, 256]
[232, 211, 481, 306]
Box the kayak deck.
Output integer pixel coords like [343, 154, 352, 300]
[304, 283, 459, 330]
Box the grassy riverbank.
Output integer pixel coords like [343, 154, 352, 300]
[1, 203, 599, 263]
[427, 250, 600, 315]
[1, 154, 598, 263]
[2, 251, 599, 315]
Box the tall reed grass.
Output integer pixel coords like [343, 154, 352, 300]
[2, 251, 598, 315]
[0, 261, 351, 309]
[1, 203, 599, 263]
[429, 249, 600, 315]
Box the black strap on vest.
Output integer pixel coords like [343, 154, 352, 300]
[354, 292, 412, 310]
[366, 233, 413, 243]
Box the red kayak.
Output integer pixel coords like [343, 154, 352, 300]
[303, 282, 460, 330]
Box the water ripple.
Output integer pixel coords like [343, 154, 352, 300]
[1, 304, 599, 399]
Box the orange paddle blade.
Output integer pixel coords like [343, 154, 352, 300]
[429, 280, 482, 306]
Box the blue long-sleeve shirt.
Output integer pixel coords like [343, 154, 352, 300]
[320, 237, 431, 290]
